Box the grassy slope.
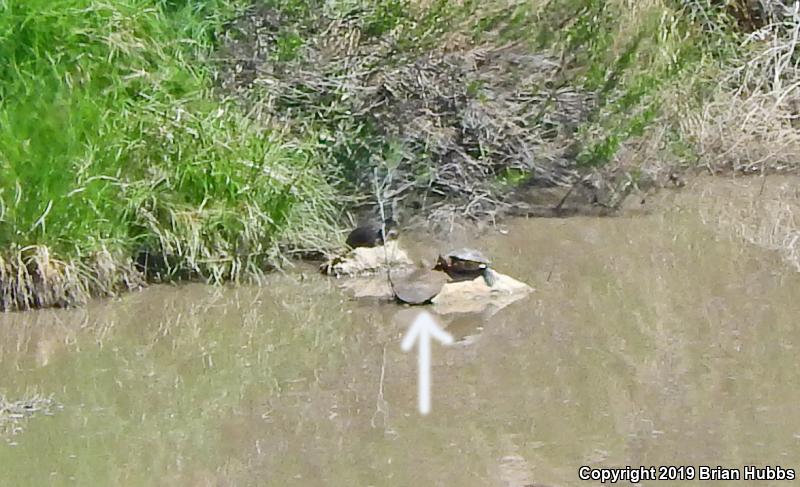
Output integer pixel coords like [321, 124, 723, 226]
[0, 0, 782, 309]
[0, 0, 339, 309]
[233, 0, 733, 216]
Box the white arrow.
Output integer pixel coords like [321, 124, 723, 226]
[401, 311, 453, 415]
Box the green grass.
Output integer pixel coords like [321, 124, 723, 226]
[0, 0, 767, 309]
[0, 0, 340, 309]
[241, 0, 744, 200]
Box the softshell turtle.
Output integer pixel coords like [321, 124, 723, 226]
[434, 248, 496, 286]
[345, 219, 398, 248]
[391, 269, 448, 305]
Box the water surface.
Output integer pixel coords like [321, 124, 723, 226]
[1, 178, 799, 486]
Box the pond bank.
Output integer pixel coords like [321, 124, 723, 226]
[2, 1, 793, 311]
[2, 173, 798, 312]
[2, 176, 799, 485]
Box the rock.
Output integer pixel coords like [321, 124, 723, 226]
[338, 275, 393, 299]
[321, 241, 413, 277]
[337, 267, 533, 315]
[431, 271, 533, 315]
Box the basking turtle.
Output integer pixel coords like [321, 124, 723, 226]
[391, 269, 447, 305]
[434, 248, 496, 286]
[345, 219, 398, 249]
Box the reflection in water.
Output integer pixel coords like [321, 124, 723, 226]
[0, 179, 800, 486]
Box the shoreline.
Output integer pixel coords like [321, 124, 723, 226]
[4, 173, 798, 312]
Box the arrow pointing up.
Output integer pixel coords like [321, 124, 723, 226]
[401, 311, 453, 415]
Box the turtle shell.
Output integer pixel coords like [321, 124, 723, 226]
[444, 248, 491, 265]
[438, 248, 491, 274]
[345, 226, 382, 248]
[345, 220, 399, 249]
[391, 270, 447, 305]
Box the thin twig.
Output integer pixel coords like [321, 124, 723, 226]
[373, 167, 397, 297]
[370, 344, 388, 429]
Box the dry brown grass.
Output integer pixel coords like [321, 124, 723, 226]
[0, 246, 142, 312]
[218, 2, 599, 226]
[680, 1, 800, 173]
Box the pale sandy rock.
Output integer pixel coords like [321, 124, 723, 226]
[321, 241, 413, 277]
[337, 267, 532, 315]
[431, 271, 533, 315]
[338, 275, 394, 299]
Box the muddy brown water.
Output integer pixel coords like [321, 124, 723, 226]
[1, 178, 800, 486]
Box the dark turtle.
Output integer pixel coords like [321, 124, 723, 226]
[345, 219, 398, 249]
[434, 248, 496, 286]
[391, 269, 447, 305]
[134, 246, 183, 281]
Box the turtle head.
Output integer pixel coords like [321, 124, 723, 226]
[482, 268, 497, 287]
[432, 255, 449, 272]
[375, 225, 399, 245]
[383, 228, 399, 241]
[374, 218, 399, 245]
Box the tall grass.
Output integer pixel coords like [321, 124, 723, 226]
[224, 0, 729, 217]
[0, 0, 340, 310]
[0, 0, 792, 309]
[459, 1, 795, 180]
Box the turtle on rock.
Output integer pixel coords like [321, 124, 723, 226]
[390, 269, 448, 305]
[433, 248, 497, 287]
[345, 219, 398, 249]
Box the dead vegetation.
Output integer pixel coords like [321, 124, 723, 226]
[7, 0, 800, 311]
[670, 0, 800, 270]
[679, 0, 800, 173]
[0, 247, 141, 311]
[218, 3, 601, 226]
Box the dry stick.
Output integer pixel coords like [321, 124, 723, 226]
[373, 167, 398, 298]
[370, 344, 388, 429]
